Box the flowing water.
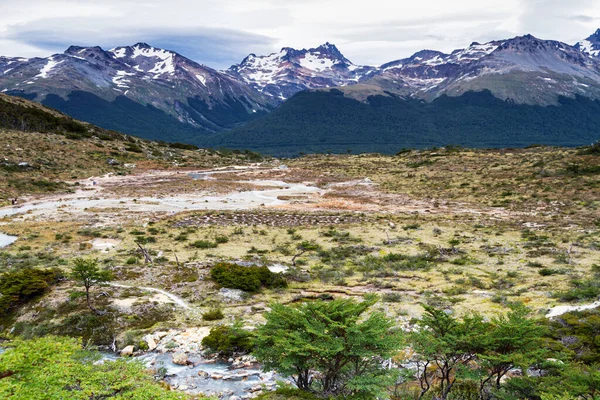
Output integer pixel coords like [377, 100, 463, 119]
[100, 351, 278, 398]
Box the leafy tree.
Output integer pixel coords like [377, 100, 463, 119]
[254, 295, 402, 399]
[548, 308, 600, 364]
[0, 336, 187, 399]
[407, 305, 488, 400]
[478, 304, 547, 395]
[542, 363, 600, 400]
[70, 258, 112, 315]
[291, 240, 321, 267]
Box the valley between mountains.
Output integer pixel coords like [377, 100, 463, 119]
[4, 30, 600, 154]
[2, 118, 600, 397]
[1, 21, 600, 400]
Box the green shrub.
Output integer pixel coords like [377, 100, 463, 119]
[169, 142, 199, 150]
[201, 323, 254, 355]
[403, 223, 421, 230]
[539, 268, 566, 276]
[555, 278, 600, 301]
[174, 233, 188, 242]
[451, 256, 483, 266]
[210, 262, 287, 292]
[0, 336, 185, 398]
[191, 240, 217, 249]
[202, 308, 225, 321]
[0, 268, 61, 316]
[215, 235, 229, 244]
[255, 387, 319, 400]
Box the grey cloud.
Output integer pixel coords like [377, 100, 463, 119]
[571, 15, 600, 23]
[518, 0, 600, 43]
[4, 19, 275, 68]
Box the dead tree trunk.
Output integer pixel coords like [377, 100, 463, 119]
[135, 241, 153, 264]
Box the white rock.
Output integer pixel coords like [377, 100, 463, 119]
[172, 352, 188, 365]
[156, 331, 168, 339]
[146, 336, 157, 351]
[120, 345, 134, 357]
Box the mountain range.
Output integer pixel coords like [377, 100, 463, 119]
[2, 29, 600, 154]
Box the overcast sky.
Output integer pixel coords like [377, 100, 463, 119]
[2, 0, 600, 69]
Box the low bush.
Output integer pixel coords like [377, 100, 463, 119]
[0, 268, 62, 316]
[210, 262, 287, 292]
[201, 323, 254, 355]
[202, 308, 225, 321]
[191, 240, 217, 249]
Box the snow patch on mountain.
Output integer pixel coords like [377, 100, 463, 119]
[450, 42, 500, 63]
[299, 53, 335, 72]
[113, 70, 135, 88]
[195, 74, 207, 86]
[577, 39, 600, 57]
[236, 51, 287, 86]
[111, 47, 127, 58]
[36, 58, 64, 79]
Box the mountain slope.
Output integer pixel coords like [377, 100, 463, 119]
[0, 92, 265, 202]
[3, 31, 600, 154]
[226, 43, 376, 101]
[576, 29, 600, 58]
[0, 43, 271, 141]
[208, 89, 600, 156]
[347, 35, 600, 106]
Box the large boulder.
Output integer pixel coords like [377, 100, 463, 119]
[120, 345, 134, 357]
[172, 352, 189, 365]
[146, 335, 158, 351]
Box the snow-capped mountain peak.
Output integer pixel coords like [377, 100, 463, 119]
[108, 43, 179, 77]
[227, 43, 375, 99]
[576, 29, 600, 58]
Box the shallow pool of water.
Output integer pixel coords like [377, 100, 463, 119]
[0, 232, 17, 248]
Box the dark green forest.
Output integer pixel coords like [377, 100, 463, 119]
[8, 89, 600, 156]
[212, 90, 600, 156]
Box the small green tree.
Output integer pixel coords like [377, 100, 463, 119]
[407, 305, 488, 400]
[70, 258, 112, 315]
[479, 304, 547, 395]
[539, 362, 600, 400]
[254, 295, 402, 398]
[291, 240, 321, 267]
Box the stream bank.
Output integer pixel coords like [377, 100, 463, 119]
[106, 327, 282, 399]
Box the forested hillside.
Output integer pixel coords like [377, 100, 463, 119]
[211, 90, 600, 156]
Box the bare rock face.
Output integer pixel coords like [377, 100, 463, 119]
[120, 345, 134, 357]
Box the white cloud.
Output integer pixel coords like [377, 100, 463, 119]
[1, 0, 599, 68]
